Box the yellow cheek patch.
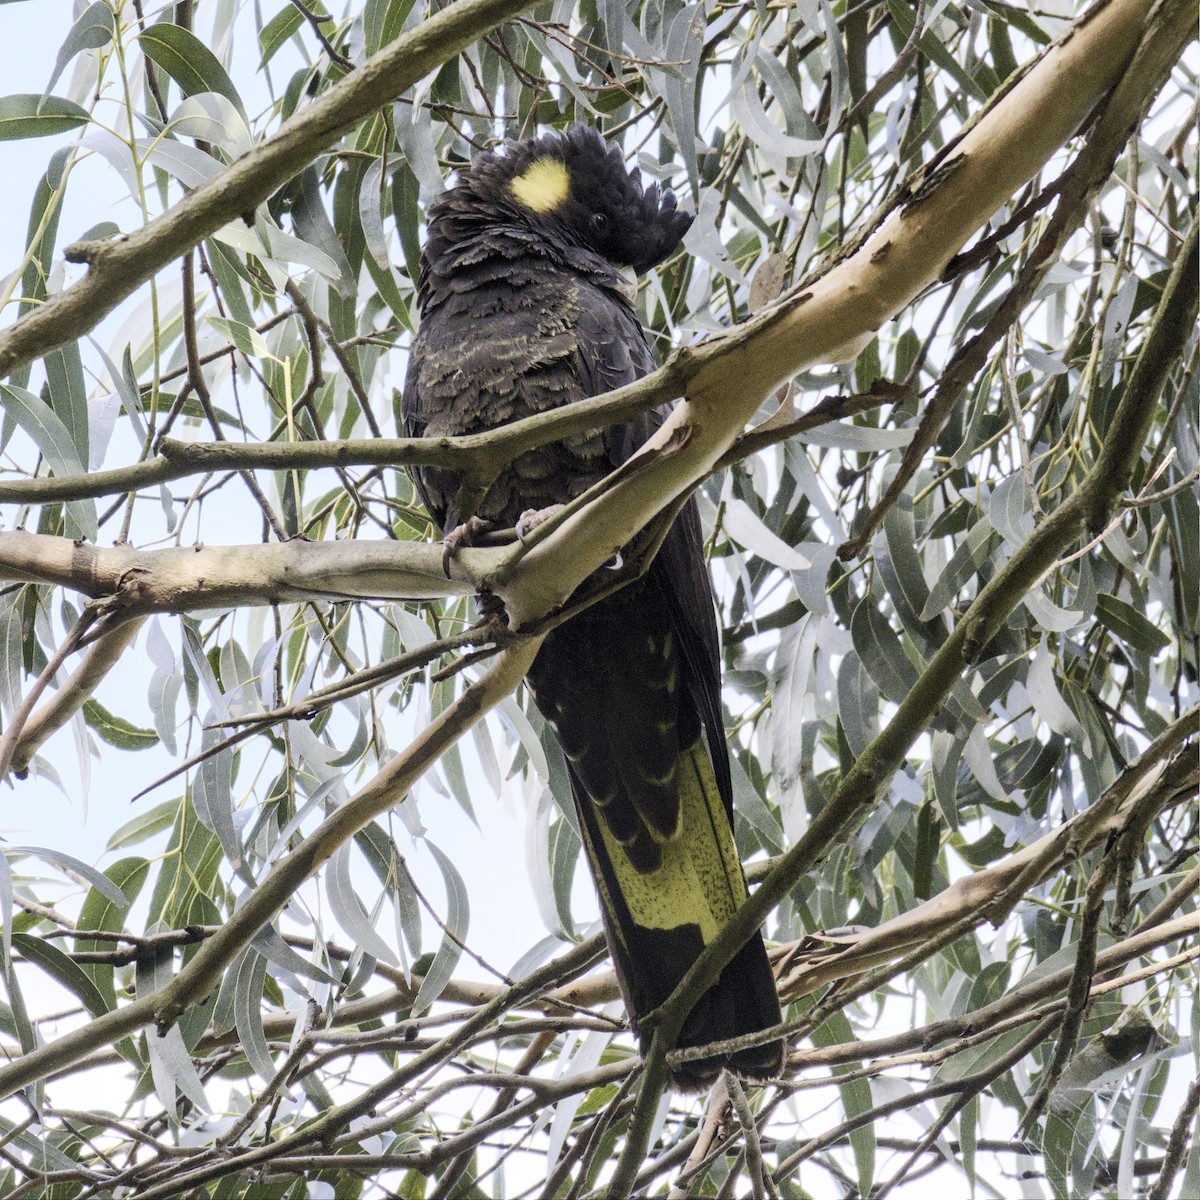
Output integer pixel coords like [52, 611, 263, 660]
[509, 156, 570, 213]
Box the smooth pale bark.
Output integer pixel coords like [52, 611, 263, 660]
[0, 0, 1190, 1137]
[0, 530, 489, 607]
[504, 0, 1190, 630]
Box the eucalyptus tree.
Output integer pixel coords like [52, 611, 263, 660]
[0, 0, 1194, 1197]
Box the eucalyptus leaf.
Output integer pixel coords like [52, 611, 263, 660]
[148, 1022, 211, 1113]
[13, 846, 125, 904]
[0, 94, 89, 139]
[44, 2, 115, 97]
[327, 840, 400, 967]
[0, 383, 96, 539]
[139, 22, 245, 119]
[412, 840, 469, 1015]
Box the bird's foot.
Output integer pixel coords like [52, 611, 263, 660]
[441, 515, 498, 576]
[515, 505, 564, 545]
[517, 505, 624, 569]
[475, 589, 507, 623]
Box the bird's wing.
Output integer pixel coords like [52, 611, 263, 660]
[572, 291, 733, 814]
[400, 324, 453, 532]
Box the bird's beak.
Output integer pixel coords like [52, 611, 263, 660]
[616, 265, 639, 306]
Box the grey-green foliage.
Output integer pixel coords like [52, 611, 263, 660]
[0, 1, 1194, 1197]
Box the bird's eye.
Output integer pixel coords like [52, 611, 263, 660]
[591, 212, 608, 230]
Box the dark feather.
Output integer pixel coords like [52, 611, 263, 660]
[402, 126, 783, 1088]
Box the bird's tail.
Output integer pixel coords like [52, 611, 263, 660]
[573, 738, 783, 1090]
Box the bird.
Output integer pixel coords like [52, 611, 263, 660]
[401, 125, 783, 1089]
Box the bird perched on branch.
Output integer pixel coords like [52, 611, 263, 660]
[401, 125, 782, 1089]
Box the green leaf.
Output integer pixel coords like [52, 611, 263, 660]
[0, 382, 96, 539]
[412, 841, 469, 1015]
[14, 156, 68, 390]
[106, 799, 179, 851]
[913, 801, 939, 900]
[1165, 481, 1199, 633]
[0, 94, 89, 140]
[0, 594, 22, 724]
[850, 598, 920, 706]
[886, 0, 988, 102]
[355, 822, 422, 960]
[811, 1011, 875, 1196]
[432, 679, 476, 823]
[1094, 592, 1171, 656]
[396, 1168, 428, 1200]
[45, 1, 114, 96]
[206, 315, 272, 360]
[1042, 1108, 1082, 1199]
[959, 1094, 978, 1195]
[836, 651, 879, 760]
[576, 1083, 619, 1117]
[364, 0, 416, 55]
[76, 858, 147, 944]
[921, 518, 1002, 619]
[83, 698, 158, 751]
[0, 853, 12, 973]
[139, 23, 245, 118]
[258, 5, 305, 67]
[75, 857, 149, 1013]
[326, 839, 400, 967]
[231, 949, 274, 1081]
[14, 846, 126, 903]
[771, 617, 816, 793]
[880, 500, 943, 647]
[549, 812, 580, 936]
[13, 933, 111, 1017]
[0, 1115, 75, 1170]
[147, 797, 223, 930]
[42, 339, 88, 468]
[390, 161, 423, 287]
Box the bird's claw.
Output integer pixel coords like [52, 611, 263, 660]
[441, 515, 496, 577]
[515, 505, 565, 545]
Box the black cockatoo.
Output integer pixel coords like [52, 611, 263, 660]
[401, 126, 782, 1089]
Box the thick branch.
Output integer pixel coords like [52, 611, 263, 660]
[770, 715, 1197, 1001]
[9, 617, 144, 775]
[502, 0, 1192, 632]
[0, 365, 690, 506]
[182, 725, 1191, 1047]
[604, 1, 1192, 1188]
[666, 209, 1196, 1073]
[0, 530, 494, 609]
[782, 923, 1197, 1074]
[837, 0, 1185, 560]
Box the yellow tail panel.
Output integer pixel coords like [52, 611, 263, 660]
[590, 739, 748, 946]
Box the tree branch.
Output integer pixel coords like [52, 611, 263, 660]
[605, 3, 1193, 1187]
[0, 353, 696, 506]
[501, 0, 1191, 632]
[767, 712, 1196, 1001]
[0, 0, 541, 381]
[0, 530, 491, 609]
[0, 636, 541, 1099]
[663, 212, 1196, 1088]
[837, 0, 1181, 561]
[8, 617, 144, 775]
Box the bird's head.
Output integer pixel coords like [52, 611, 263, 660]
[462, 125, 693, 274]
